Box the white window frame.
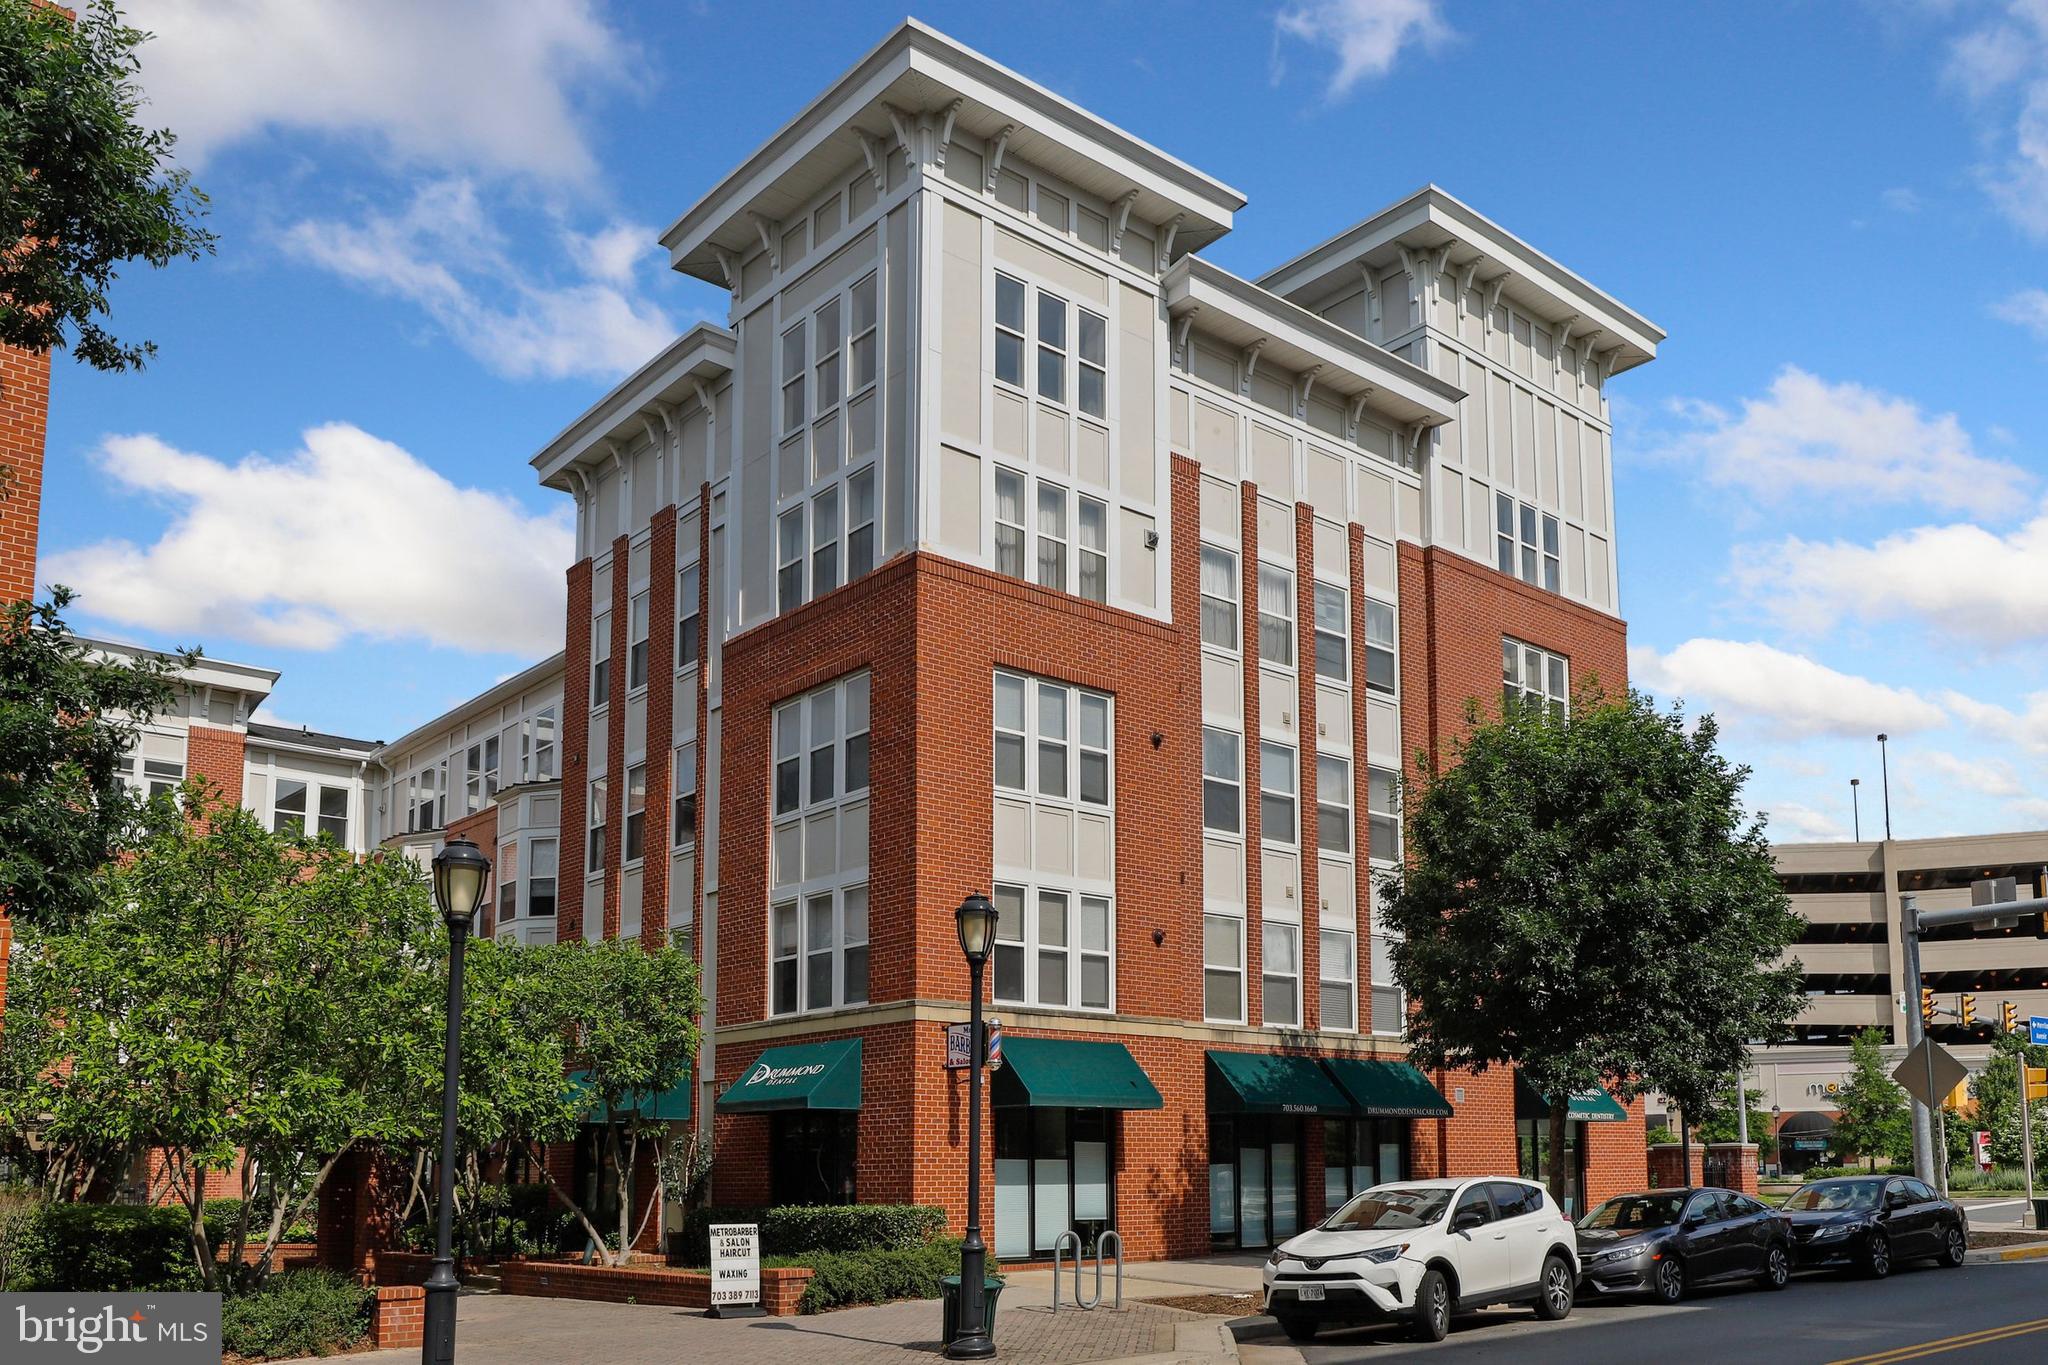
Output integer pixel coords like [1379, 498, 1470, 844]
[849, 273, 878, 394]
[1200, 545, 1240, 652]
[623, 762, 648, 865]
[991, 881, 1115, 1013]
[1364, 598, 1397, 697]
[591, 609, 612, 711]
[1370, 932, 1405, 1037]
[1503, 637, 1569, 717]
[1313, 581, 1348, 683]
[1035, 480, 1068, 591]
[768, 672, 872, 1016]
[812, 482, 841, 596]
[1262, 920, 1302, 1029]
[780, 323, 807, 434]
[676, 564, 701, 671]
[1368, 765, 1400, 864]
[1316, 752, 1352, 855]
[1203, 910, 1246, 1025]
[1202, 727, 1241, 836]
[777, 506, 804, 613]
[1320, 928, 1357, 1034]
[587, 775, 608, 875]
[673, 740, 698, 848]
[1258, 564, 1296, 669]
[1077, 494, 1107, 603]
[1259, 740, 1297, 849]
[627, 592, 650, 693]
[994, 672, 1111, 811]
[272, 777, 308, 835]
[847, 465, 877, 580]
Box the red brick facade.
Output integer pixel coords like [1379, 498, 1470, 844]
[186, 724, 247, 807]
[0, 340, 50, 605]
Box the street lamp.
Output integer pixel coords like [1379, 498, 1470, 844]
[948, 891, 999, 1362]
[424, 836, 491, 1365]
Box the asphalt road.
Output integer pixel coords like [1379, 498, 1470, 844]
[1960, 1196, 2029, 1230]
[1232, 1258, 2048, 1362]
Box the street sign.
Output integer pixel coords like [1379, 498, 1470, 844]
[2028, 1067, 2048, 1103]
[945, 1018, 1004, 1071]
[1894, 1037, 1970, 1109]
[2031, 1015, 2048, 1047]
[707, 1223, 763, 1318]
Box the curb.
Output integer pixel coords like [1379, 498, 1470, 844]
[1965, 1241, 2048, 1263]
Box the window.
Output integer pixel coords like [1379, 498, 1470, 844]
[125, 731, 186, 799]
[1035, 482, 1067, 589]
[777, 508, 804, 612]
[1077, 496, 1107, 603]
[995, 467, 1027, 578]
[623, 763, 647, 863]
[1496, 492, 1515, 577]
[272, 779, 307, 835]
[1519, 502, 1538, 583]
[591, 610, 611, 709]
[1037, 291, 1067, 401]
[1370, 933, 1404, 1035]
[847, 466, 876, 579]
[588, 776, 608, 873]
[532, 707, 557, 781]
[995, 273, 1026, 387]
[465, 742, 485, 814]
[1320, 929, 1356, 1032]
[1502, 638, 1569, 717]
[1260, 742, 1296, 846]
[529, 839, 558, 918]
[1204, 912, 1244, 1023]
[677, 565, 701, 670]
[1364, 600, 1396, 695]
[1078, 309, 1106, 418]
[1316, 754, 1351, 854]
[1258, 565, 1295, 666]
[850, 275, 878, 392]
[673, 742, 698, 845]
[499, 872, 518, 926]
[814, 298, 842, 412]
[628, 593, 650, 691]
[772, 901, 799, 1014]
[769, 673, 871, 1015]
[1368, 766, 1399, 862]
[1262, 921, 1300, 1028]
[1313, 582, 1347, 681]
[317, 787, 349, 844]
[1202, 728, 1241, 834]
[1542, 513, 1561, 592]
[812, 484, 840, 595]
[1200, 547, 1239, 650]
[992, 882, 1115, 1012]
[780, 324, 806, 432]
[994, 673, 1111, 808]
[1497, 493, 1562, 595]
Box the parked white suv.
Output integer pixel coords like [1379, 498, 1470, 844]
[1261, 1177, 1578, 1343]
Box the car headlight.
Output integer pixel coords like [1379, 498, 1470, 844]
[1589, 1245, 1645, 1265]
[1811, 1223, 1854, 1240]
[1268, 1248, 1289, 1267]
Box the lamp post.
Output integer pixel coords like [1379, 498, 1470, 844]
[1850, 778, 1861, 842]
[948, 891, 999, 1361]
[1877, 734, 1893, 840]
[424, 836, 491, 1365]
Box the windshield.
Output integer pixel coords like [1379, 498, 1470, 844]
[1325, 1186, 1454, 1232]
[1783, 1181, 1882, 1213]
[1579, 1193, 1687, 1232]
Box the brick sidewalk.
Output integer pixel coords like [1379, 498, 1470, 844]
[307, 1291, 1212, 1365]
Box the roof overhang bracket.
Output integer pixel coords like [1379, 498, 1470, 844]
[1157, 212, 1185, 270]
[1455, 258, 1480, 301]
[984, 123, 1015, 192]
[933, 98, 964, 171]
[1403, 421, 1430, 468]
[692, 379, 715, 420]
[1556, 313, 1582, 355]
[1239, 338, 1266, 396]
[749, 213, 780, 271]
[1295, 364, 1324, 419]
[1345, 390, 1374, 440]
[710, 246, 738, 290]
[1173, 307, 1198, 367]
[858, 133, 888, 195]
[1482, 273, 1509, 326]
[1110, 190, 1141, 254]
[1359, 266, 1380, 331]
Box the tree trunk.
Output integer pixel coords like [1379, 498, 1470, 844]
[183, 1162, 217, 1294]
[1546, 1103, 1570, 1211]
[610, 1124, 636, 1267]
[523, 1139, 616, 1267]
[1678, 1110, 1691, 1185]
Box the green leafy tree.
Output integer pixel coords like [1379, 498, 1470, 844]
[1832, 1028, 1912, 1170]
[0, 790, 442, 1288]
[1968, 1031, 2048, 1168]
[1380, 688, 1806, 1202]
[1698, 1085, 1778, 1163]
[1, 0, 215, 371]
[0, 590, 186, 932]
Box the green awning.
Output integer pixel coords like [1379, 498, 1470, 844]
[1323, 1058, 1453, 1119]
[1206, 1050, 1354, 1117]
[716, 1039, 862, 1113]
[992, 1038, 1163, 1110]
[567, 1068, 693, 1122]
[1515, 1075, 1630, 1123]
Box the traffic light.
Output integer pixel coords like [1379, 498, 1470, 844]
[1921, 988, 1936, 1027]
[1961, 994, 1978, 1028]
[2005, 1000, 2021, 1034]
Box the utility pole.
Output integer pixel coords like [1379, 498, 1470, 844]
[1900, 892, 1936, 1186]
[1850, 778, 1861, 842]
[1876, 734, 1893, 840]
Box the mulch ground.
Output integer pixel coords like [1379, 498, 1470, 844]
[1142, 1291, 1262, 1316]
[1966, 1230, 2048, 1247]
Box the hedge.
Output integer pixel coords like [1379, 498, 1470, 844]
[768, 1239, 979, 1313]
[677, 1204, 947, 1265]
[4, 1203, 197, 1292]
[221, 1269, 372, 1360]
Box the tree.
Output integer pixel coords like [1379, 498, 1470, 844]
[1968, 1031, 2048, 1168]
[1698, 1085, 1778, 1163]
[1380, 688, 1806, 1203]
[0, 789, 442, 1288]
[1, 0, 215, 371]
[1832, 1028, 1912, 1170]
[0, 590, 186, 931]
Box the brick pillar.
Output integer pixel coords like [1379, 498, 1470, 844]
[1346, 525, 1372, 1024]
[1293, 503, 1318, 1031]
[643, 507, 677, 950]
[371, 1286, 425, 1349]
[1707, 1142, 1760, 1196]
[1647, 1143, 1704, 1187]
[1239, 484, 1262, 1026]
[560, 559, 593, 940]
[185, 725, 246, 807]
[0, 342, 50, 605]
[603, 535, 630, 939]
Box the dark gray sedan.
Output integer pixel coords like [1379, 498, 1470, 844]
[1577, 1188, 1793, 1302]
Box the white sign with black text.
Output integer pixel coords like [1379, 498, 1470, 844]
[707, 1222, 763, 1317]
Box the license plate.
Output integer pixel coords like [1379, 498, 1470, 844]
[1296, 1284, 1325, 1301]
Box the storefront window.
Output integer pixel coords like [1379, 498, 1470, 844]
[994, 1108, 1114, 1258]
[1207, 1115, 1302, 1249]
[1517, 1119, 1584, 1216]
[1321, 1119, 1411, 1211]
[770, 1112, 858, 1205]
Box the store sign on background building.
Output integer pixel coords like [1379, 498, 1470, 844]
[3, 1293, 219, 1363]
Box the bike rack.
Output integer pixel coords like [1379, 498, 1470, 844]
[1051, 1229, 1123, 1312]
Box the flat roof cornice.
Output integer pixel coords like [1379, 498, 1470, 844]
[1257, 185, 1665, 376]
[530, 324, 735, 491]
[660, 19, 1244, 285]
[1164, 254, 1463, 429]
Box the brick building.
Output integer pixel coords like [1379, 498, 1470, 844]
[510, 20, 1662, 1258]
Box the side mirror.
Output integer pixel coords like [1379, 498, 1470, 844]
[1682, 1214, 1705, 1230]
[1453, 1210, 1483, 1232]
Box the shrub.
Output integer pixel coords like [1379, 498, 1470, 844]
[7, 1203, 197, 1292]
[676, 1204, 947, 1266]
[769, 1238, 983, 1313]
[221, 1269, 372, 1360]
[1800, 1165, 1864, 1182]
[1947, 1165, 2028, 1192]
[203, 1197, 316, 1251]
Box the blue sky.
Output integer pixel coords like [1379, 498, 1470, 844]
[38, 0, 2048, 841]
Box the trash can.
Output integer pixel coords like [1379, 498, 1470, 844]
[940, 1273, 1005, 1345]
[2032, 1197, 2048, 1232]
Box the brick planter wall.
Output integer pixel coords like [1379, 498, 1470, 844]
[370, 1285, 424, 1349]
[1706, 1142, 1761, 1196]
[1648, 1142, 1704, 1188]
[499, 1258, 813, 1315]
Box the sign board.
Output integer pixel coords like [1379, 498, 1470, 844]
[1894, 1037, 1970, 1109]
[944, 1019, 1005, 1071]
[2031, 1015, 2048, 1047]
[1975, 1130, 1993, 1172]
[707, 1223, 762, 1318]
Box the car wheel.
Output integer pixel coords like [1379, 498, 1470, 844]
[1277, 1316, 1319, 1343]
[1410, 1268, 1451, 1342]
[1940, 1222, 1968, 1268]
[1652, 1255, 1686, 1304]
[1758, 1243, 1791, 1291]
[1534, 1254, 1574, 1320]
[1865, 1231, 1892, 1279]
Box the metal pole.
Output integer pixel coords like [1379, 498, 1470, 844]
[949, 954, 995, 1360]
[1900, 893, 1935, 1186]
[423, 915, 469, 1365]
[1851, 779, 1861, 842]
[1736, 1063, 1749, 1147]
[1877, 735, 1892, 840]
[2021, 1045, 2037, 1228]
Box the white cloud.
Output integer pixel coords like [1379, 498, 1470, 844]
[1629, 638, 1947, 738]
[1273, 0, 1451, 98]
[1650, 367, 2029, 518]
[1939, 0, 2048, 236]
[128, 0, 630, 183]
[1995, 286, 2048, 339]
[1942, 687, 2048, 755]
[1761, 799, 1849, 843]
[1743, 506, 2048, 645]
[280, 180, 673, 382]
[1917, 746, 2026, 797]
[44, 426, 570, 656]
[1882, 185, 1923, 212]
